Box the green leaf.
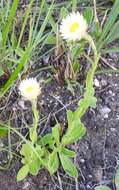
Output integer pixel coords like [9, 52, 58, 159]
[62, 120, 86, 145]
[97, 0, 119, 49]
[83, 8, 93, 25]
[71, 46, 79, 59]
[60, 7, 69, 19]
[32, 1, 54, 49]
[48, 151, 59, 175]
[40, 134, 54, 146]
[0, 46, 31, 97]
[105, 20, 119, 44]
[20, 143, 43, 176]
[20, 143, 31, 157]
[35, 144, 44, 155]
[59, 154, 78, 178]
[29, 160, 40, 175]
[17, 164, 29, 181]
[0, 126, 8, 137]
[61, 147, 76, 157]
[92, 21, 102, 39]
[11, 31, 17, 49]
[2, 0, 19, 47]
[46, 34, 56, 44]
[115, 167, 119, 190]
[95, 186, 111, 190]
[52, 124, 60, 145]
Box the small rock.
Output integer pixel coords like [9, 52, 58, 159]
[94, 78, 100, 87]
[108, 90, 113, 95]
[116, 115, 119, 120]
[101, 79, 108, 86]
[18, 100, 26, 110]
[100, 106, 111, 115]
[104, 113, 109, 119]
[99, 106, 111, 119]
[110, 128, 116, 132]
[89, 174, 92, 178]
[22, 181, 30, 189]
[80, 159, 85, 163]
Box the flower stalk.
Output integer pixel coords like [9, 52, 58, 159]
[30, 100, 39, 144]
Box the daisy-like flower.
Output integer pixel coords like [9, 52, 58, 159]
[19, 78, 41, 101]
[60, 12, 88, 41]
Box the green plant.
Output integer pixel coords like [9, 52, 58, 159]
[17, 83, 86, 180]
[16, 9, 99, 178]
[17, 114, 86, 181]
[0, 0, 119, 185]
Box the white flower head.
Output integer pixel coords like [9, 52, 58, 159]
[19, 78, 41, 101]
[60, 12, 88, 41]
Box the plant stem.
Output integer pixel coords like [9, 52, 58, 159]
[84, 34, 100, 95]
[32, 100, 39, 130]
[84, 34, 97, 60]
[30, 99, 39, 144]
[76, 34, 100, 118]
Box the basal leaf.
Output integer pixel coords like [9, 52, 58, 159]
[29, 159, 40, 175]
[61, 147, 76, 157]
[40, 134, 54, 146]
[59, 154, 78, 178]
[48, 151, 59, 175]
[52, 124, 60, 145]
[20, 143, 31, 158]
[17, 164, 29, 181]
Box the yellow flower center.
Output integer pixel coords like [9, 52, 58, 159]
[69, 22, 80, 33]
[26, 86, 34, 93]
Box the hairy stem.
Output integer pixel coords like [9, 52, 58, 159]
[30, 99, 39, 144]
[76, 34, 100, 118]
[32, 100, 39, 130]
